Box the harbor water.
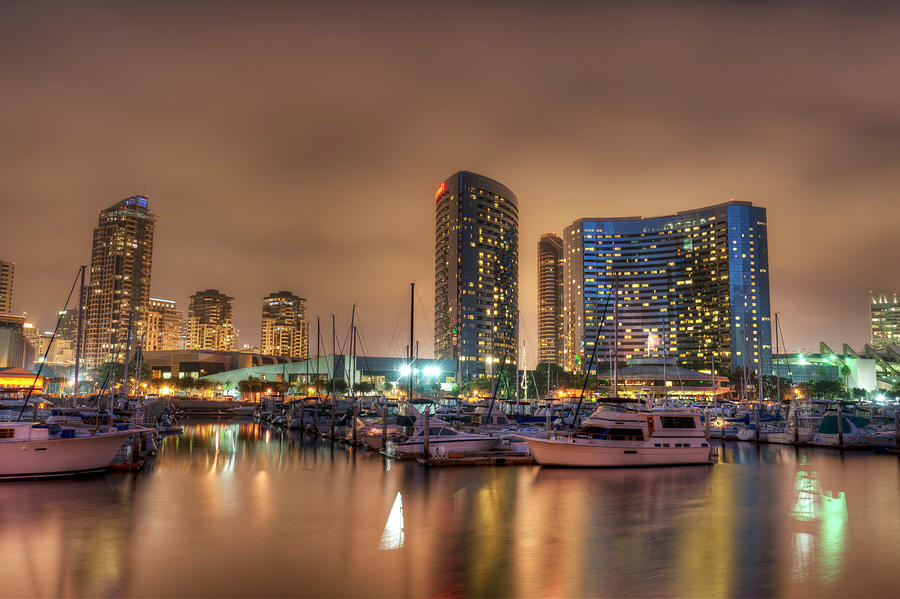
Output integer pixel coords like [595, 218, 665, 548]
[1, 421, 899, 598]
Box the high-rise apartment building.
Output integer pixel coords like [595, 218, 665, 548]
[870, 292, 900, 346]
[562, 201, 771, 375]
[0, 314, 34, 369]
[84, 195, 156, 368]
[0, 259, 13, 315]
[146, 298, 185, 351]
[434, 171, 518, 379]
[538, 233, 564, 367]
[187, 289, 236, 351]
[260, 291, 307, 358]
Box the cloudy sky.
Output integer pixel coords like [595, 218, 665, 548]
[2, 1, 899, 364]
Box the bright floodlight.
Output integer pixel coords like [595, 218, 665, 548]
[399, 364, 412, 377]
[424, 365, 440, 378]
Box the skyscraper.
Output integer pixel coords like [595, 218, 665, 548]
[146, 298, 185, 351]
[434, 171, 518, 379]
[0, 259, 13, 315]
[260, 291, 307, 358]
[870, 292, 900, 346]
[83, 195, 155, 368]
[187, 289, 236, 351]
[562, 201, 771, 375]
[538, 233, 564, 367]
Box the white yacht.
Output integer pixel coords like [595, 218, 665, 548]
[525, 405, 711, 467]
[387, 417, 499, 458]
[0, 421, 146, 479]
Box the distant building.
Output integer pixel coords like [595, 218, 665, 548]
[84, 195, 156, 368]
[146, 298, 185, 351]
[187, 289, 236, 351]
[0, 314, 35, 369]
[434, 171, 518, 380]
[21, 322, 40, 355]
[538, 233, 564, 367]
[260, 291, 307, 359]
[562, 201, 772, 375]
[0, 259, 13, 315]
[870, 292, 900, 347]
[57, 308, 81, 343]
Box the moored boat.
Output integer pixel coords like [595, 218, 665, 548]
[0, 422, 148, 480]
[525, 405, 711, 467]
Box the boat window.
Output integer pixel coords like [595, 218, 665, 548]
[440, 428, 458, 436]
[659, 416, 696, 429]
[0, 428, 14, 439]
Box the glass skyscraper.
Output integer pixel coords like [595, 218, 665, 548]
[562, 201, 771, 375]
[434, 171, 518, 380]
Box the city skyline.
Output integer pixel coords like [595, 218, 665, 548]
[2, 2, 900, 365]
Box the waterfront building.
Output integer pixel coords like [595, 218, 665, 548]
[84, 195, 156, 368]
[187, 289, 236, 351]
[562, 201, 771, 375]
[145, 298, 185, 351]
[0, 314, 35, 369]
[434, 171, 518, 380]
[260, 291, 308, 359]
[538, 233, 564, 367]
[0, 259, 13, 315]
[870, 292, 900, 347]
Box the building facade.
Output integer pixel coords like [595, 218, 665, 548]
[0, 314, 34, 369]
[538, 233, 564, 367]
[0, 259, 13, 315]
[146, 298, 185, 351]
[562, 201, 771, 375]
[187, 289, 236, 351]
[260, 291, 308, 359]
[84, 195, 156, 368]
[434, 171, 519, 380]
[870, 292, 900, 347]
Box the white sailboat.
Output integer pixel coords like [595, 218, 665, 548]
[387, 416, 499, 458]
[0, 422, 145, 480]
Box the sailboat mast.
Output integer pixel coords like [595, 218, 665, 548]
[73, 265, 86, 406]
[612, 274, 619, 397]
[775, 312, 781, 404]
[349, 304, 356, 395]
[408, 282, 414, 401]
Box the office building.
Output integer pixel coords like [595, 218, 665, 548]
[562, 201, 771, 375]
[434, 171, 518, 379]
[538, 233, 564, 367]
[84, 195, 156, 368]
[146, 298, 185, 351]
[260, 291, 308, 359]
[870, 292, 900, 347]
[0, 259, 13, 315]
[187, 289, 236, 351]
[0, 314, 35, 369]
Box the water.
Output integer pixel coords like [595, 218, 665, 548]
[1, 422, 899, 598]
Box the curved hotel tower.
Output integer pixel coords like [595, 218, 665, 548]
[562, 201, 771, 375]
[435, 171, 518, 381]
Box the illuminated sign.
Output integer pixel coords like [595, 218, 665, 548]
[434, 181, 446, 204]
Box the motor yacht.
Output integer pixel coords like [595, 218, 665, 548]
[525, 405, 711, 467]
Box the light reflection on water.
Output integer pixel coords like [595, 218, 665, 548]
[0, 422, 898, 598]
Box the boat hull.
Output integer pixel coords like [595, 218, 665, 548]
[0, 430, 137, 480]
[389, 437, 499, 458]
[526, 437, 711, 467]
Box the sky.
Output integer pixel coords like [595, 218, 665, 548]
[1, 1, 899, 366]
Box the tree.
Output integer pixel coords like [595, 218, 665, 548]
[332, 378, 348, 394]
[810, 379, 843, 399]
[355, 381, 375, 394]
[840, 364, 852, 396]
[851, 387, 868, 400]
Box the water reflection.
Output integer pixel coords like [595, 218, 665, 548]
[0, 425, 897, 597]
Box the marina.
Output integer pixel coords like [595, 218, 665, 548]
[1, 419, 899, 597]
